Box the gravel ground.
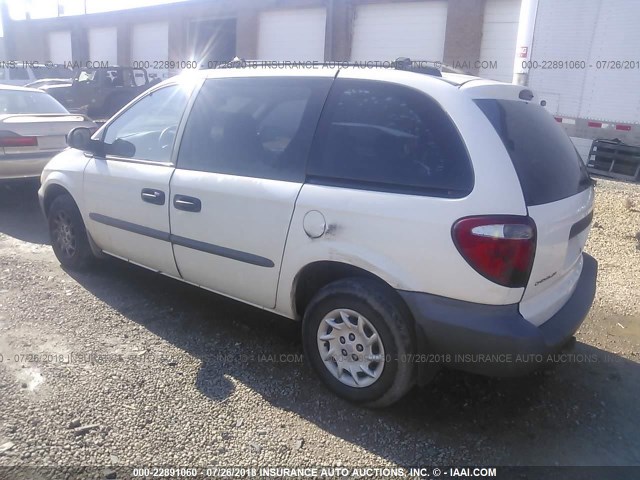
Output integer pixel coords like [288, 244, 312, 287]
[0, 179, 639, 477]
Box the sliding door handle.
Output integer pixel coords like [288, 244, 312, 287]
[173, 194, 201, 213]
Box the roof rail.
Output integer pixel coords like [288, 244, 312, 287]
[393, 57, 442, 77]
[214, 57, 443, 78]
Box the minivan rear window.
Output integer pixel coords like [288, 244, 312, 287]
[475, 99, 591, 206]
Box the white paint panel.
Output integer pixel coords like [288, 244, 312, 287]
[479, 0, 521, 82]
[89, 27, 118, 66]
[48, 30, 72, 64]
[351, 2, 448, 61]
[528, 0, 640, 124]
[578, 0, 640, 123]
[170, 170, 301, 309]
[132, 22, 169, 80]
[528, 0, 599, 118]
[258, 8, 326, 61]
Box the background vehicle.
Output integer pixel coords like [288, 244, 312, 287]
[0, 62, 73, 87]
[38, 65, 596, 407]
[40, 66, 160, 120]
[0, 85, 95, 180]
[24, 78, 73, 89]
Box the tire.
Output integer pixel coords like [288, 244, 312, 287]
[302, 277, 416, 407]
[48, 194, 94, 270]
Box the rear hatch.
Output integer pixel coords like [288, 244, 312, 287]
[472, 88, 594, 326]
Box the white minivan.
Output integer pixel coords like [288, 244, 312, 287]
[39, 62, 597, 407]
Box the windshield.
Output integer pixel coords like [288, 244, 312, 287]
[75, 70, 97, 83]
[0, 90, 69, 114]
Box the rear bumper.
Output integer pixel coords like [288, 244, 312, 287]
[0, 153, 54, 180]
[399, 253, 598, 377]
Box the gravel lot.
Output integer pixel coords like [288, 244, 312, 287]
[0, 178, 639, 476]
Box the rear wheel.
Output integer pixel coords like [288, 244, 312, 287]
[48, 194, 94, 270]
[302, 277, 416, 407]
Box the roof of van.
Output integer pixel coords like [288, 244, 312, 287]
[200, 58, 509, 89]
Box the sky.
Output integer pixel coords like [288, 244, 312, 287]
[5, 0, 188, 19]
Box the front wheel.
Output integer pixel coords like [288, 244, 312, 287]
[302, 277, 416, 407]
[48, 194, 94, 270]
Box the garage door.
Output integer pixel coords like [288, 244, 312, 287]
[258, 8, 326, 61]
[479, 0, 521, 82]
[350, 1, 448, 62]
[48, 31, 72, 64]
[89, 27, 118, 66]
[132, 22, 169, 81]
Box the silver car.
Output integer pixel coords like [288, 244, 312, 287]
[0, 85, 96, 180]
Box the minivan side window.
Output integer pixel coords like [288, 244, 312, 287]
[177, 77, 333, 182]
[102, 84, 190, 163]
[307, 79, 473, 197]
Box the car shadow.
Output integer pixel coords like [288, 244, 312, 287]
[64, 259, 640, 467]
[0, 179, 50, 245]
[3, 185, 640, 466]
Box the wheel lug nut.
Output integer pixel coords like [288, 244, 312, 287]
[356, 344, 363, 352]
[340, 337, 346, 344]
[351, 354, 358, 361]
[349, 333, 356, 341]
[342, 349, 347, 356]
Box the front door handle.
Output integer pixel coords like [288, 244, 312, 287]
[141, 188, 165, 205]
[173, 194, 201, 213]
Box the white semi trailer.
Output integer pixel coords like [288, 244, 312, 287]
[512, 0, 640, 164]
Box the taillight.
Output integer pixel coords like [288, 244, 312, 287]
[452, 215, 536, 288]
[0, 131, 38, 148]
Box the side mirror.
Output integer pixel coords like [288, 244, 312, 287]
[66, 127, 136, 158]
[107, 138, 136, 158]
[67, 127, 96, 152]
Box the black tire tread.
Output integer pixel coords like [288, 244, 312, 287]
[48, 194, 94, 270]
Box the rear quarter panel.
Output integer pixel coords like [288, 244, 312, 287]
[275, 70, 530, 318]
